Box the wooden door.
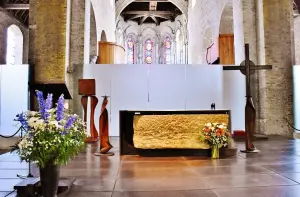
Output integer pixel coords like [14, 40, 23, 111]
[219, 34, 235, 65]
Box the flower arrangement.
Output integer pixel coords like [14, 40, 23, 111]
[201, 123, 231, 159]
[12, 90, 87, 168]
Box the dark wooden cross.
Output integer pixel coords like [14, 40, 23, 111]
[223, 44, 272, 153]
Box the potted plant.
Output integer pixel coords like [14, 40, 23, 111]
[201, 123, 231, 159]
[12, 90, 87, 197]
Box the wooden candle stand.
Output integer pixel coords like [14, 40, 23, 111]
[78, 79, 99, 143]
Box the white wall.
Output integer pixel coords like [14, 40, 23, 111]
[0, 65, 29, 136]
[84, 64, 245, 136]
[294, 65, 300, 130]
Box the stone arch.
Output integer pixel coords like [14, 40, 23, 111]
[219, 1, 234, 34]
[218, 1, 234, 65]
[203, 28, 214, 64]
[6, 24, 23, 65]
[100, 30, 107, 42]
[90, 3, 97, 61]
[115, 0, 188, 21]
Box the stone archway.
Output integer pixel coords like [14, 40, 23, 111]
[6, 24, 23, 65]
[115, 0, 188, 20]
[100, 30, 107, 42]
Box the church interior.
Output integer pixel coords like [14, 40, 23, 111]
[1, 0, 300, 196]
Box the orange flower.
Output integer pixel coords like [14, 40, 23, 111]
[226, 132, 231, 136]
[205, 128, 210, 132]
[206, 136, 210, 139]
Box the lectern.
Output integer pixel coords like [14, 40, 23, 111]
[78, 79, 99, 143]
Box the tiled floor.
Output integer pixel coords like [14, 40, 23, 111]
[1, 136, 300, 196]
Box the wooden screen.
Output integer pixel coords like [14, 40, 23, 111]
[219, 34, 235, 65]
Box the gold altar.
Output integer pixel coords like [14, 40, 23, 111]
[133, 114, 230, 149]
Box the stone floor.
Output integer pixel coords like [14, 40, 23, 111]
[1, 136, 300, 196]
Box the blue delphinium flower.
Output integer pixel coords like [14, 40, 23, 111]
[56, 94, 64, 121]
[64, 115, 77, 131]
[16, 112, 28, 131]
[43, 93, 53, 120]
[45, 93, 53, 111]
[36, 90, 45, 117]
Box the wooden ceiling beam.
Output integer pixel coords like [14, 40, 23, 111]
[134, 0, 168, 2]
[3, 4, 29, 10]
[123, 10, 175, 15]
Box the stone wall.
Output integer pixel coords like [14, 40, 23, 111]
[262, 0, 294, 136]
[0, 8, 28, 64]
[295, 16, 300, 65]
[35, 0, 67, 83]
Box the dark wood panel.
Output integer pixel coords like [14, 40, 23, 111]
[219, 34, 235, 65]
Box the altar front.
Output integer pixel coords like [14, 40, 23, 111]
[120, 110, 231, 156]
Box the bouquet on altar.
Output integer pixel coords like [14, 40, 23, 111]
[12, 90, 87, 168]
[201, 123, 231, 148]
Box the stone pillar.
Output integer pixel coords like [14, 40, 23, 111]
[242, 0, 260, 133]
[67, 0, 85, 117]
[262, 0, 294, 136]
[28, 0, 37, 110]
[35, 0, 67, 83]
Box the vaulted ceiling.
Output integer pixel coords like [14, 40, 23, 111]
[120, 0, 182, 25]
[0, 0, 29, 26]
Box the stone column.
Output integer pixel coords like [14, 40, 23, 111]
[242, 0, 260, 133]
[67, 0, 86, 117]
[35, 0, 67, 83]
[261, 0, 294, 136]
[28, 0, 37, 110]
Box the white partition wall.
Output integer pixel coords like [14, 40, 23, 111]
[0, 65, 29, 136]
[223, 70, 246, 131]
[84, 65, 111, 135]
[185, 65, 224, 110]
[294, 65, 300, 130]
[84, 64, 245, 136]
[110, 65, 149, 136]
[149, 65, 186, 110]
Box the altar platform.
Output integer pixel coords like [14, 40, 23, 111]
[120, 110, 232, 156]
[1, 136, 300, 197]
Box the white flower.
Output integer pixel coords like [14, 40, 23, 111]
[49, 120, 59, 127]
[205, 123, 212, 127]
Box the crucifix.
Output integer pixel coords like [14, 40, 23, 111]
[223, 44, 272, 153]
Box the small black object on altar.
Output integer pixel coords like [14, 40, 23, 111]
[211, 103, 215, 110]
[30, 83, 72, 103]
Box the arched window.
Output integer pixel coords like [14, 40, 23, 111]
[164, 36, 172, 64]
[145, 38, 153, 64]
[6, 25, 23, 65]
[127, 35, 134, 64]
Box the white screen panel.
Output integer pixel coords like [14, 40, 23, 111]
[83, 64, 111, 136]
[223, 69, 246, 131]
[110, 65, 149, 136]
[185, 65, 223, 110]
[149, 65, 186, 110]
[294, 65, 300, 130]
[0, 65, 29, 136]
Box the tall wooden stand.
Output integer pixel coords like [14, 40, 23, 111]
[78, 79, 99, 143]
[95, 96, 114, 156]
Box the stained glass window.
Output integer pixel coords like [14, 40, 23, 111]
[145, 38, 153, 64]
[127, 36, 134, 64]
[164, 36, 172, 64]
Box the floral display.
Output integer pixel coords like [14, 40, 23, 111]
[12, 90, 87, 168]
[201, 123, 231, 159]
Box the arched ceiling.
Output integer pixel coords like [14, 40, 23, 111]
[0, 0, 29, 26]
[120, 1, 182, 25]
